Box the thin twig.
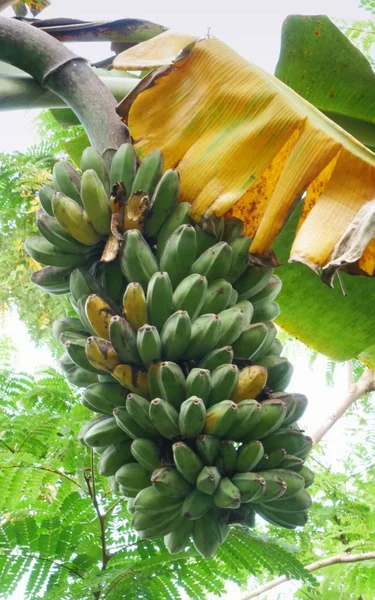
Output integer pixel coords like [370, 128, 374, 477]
[103, 497, 123, 520]
[22, 552, 84, 579]
[0, 439, 14, 453]
[0, 464, 81, 488]
[84, 450, 110, 571]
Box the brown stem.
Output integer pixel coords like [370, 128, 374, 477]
[241, 551, 375, 599]
[84, 451, 110, 571]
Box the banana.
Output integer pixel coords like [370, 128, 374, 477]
[151, 467, 192, 498]
[160, 311, 191, 361]
[59, 352, 99, 387]
[181, 489, 213, 520]
[149, 398, 180, 439]
[147, 361, 163, 399]
[98, 441, 134, 476]
[199, 279, 233, 315]
[194, 225, 216, 255]
[207, 364, 239, 407]
[261, 428, 313, 460]
[146, 271, 173, 331]
[122, 282, 148, 330]
[278, 454, 304, 472]
[192, 513, 223, 559]
[85, 294, 115, 340]
[232, 322, 277, 361]
[250, 275, 282, 307]
[109, 316, 140, 364]
[76, 297, 97, 336]
[164, 519, 193, 554]
[191, 241, 232, 282]
[172, 442, 203, 484]
[257, 356, 294, 392]
[30, 265, 72, 295]
[213, 477, 241, 509]
[115, 462, 151, 495]
[130, 149, 163, 197]
[185, 368, 211, 405]
[52, 160, 82, 203]
[255, 448, 286, 471]
[132, 505, 182, 532]
[38, 184, 55, 216]
[266, 338, 283, 357]
[112, 364, 149, 396]
[137, 514, 186, 540]
[236, 440, 264, 472]
[110, 142, 137, 196]
[160, 224, 197, 288]
[196, 466, 221, 495]
[157, 361, 186, 410]
[233, 267, 274, 301]
[137, 324, 162, 364]
[269, 469, 305, 499]
[131, 438, 161, 472]
[156, 202, 192, 260]
[225, 399, 262, 441]
[226, 236, 251, 283]
[243, 399, 287, 441]
[231, 472, 266, 503]
[81, 146, 110, 193]
[65, 338, 103, 375]
[70, 268, 114, 308]
[36, 210, 89, 254]
[204, 400, 238, 438]
[219, 440, 237, 476]
[113, 406, 156, 440]
[120, 229, 158, 290]
[252, 471, 286, 503]
[78, 417, 106, 445]
[195, 435, 221, 466]
[82, 382, 128, 414]
[232, 365, 268, 403]
[252, 302, 280, 323]
[184, 313, 222, 360]
[270, 392, 307, 427]
[227, 287, 239, 308]
[134, 486, 182, 512]
[299, 466, 315, 488]
[24, 236, 89, 268]
[52, 192, 103, 245]
[263, 488, 311, 512]
[198, 346, 233, 371]
[84, 416, 129, 447]
[172, 273, 208, 320]
[178, 396, 206, 438]
[143, 169, 180, 239]
[127, 497, 136, 514]
[52, 316, 88, 341]
[126, 393, 158, 436]
[80, 169, 111, 235]
[254, 505, 308, 529]
[215, 305, 250, 348]
[85, 337, 121, 372]
[103, 259, 126, 305]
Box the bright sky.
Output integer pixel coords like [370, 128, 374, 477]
[1, 1, 373, 599]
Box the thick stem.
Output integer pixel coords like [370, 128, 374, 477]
[0, 17, 128, 165]
[241, 551, 375, 599]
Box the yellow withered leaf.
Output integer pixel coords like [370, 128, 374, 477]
[116, 34, 375, 282]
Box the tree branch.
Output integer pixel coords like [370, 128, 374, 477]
[22, 552, 84, 580]
[84, 450, 109, 571]
[241, 551, 375, 600]
[310, 364, 375, 446]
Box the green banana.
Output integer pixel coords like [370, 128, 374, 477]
[81, 146, 110, 193]
[120, 229, 159, 290]
[151, 467, 192, 498]
[255, 448, 286, 471]
[231, 472, 266, 503]
[30, 265, 73, 295]
[65, 337, 103, 375]
[191, 241, 232, 282]
[243, 399, 287, 441]
[172, 273, 208, 320]
[299, 466, 315, 488]
[109, 142, 137, 196]
[264, 488, 312, 512]
[236, 440, 264, 472]
[160, 310, 191, 361]
[156, 202, 191, 260]
[266, 338, 283, 357]
[52, 160, 82, 203]
[207, 364, 239, 407]
[113, 406, 156, 440]
[184, 313, 222, 360]
[146, 271, 173, 331]
[213, 477, 241, 509]
[137, 515, 186, 540]
[269, 392, 307, 427]
[219, 440, 237, 476]
[82, 382, 128, 415]
[70, 268, 115, 308]
[227, 236, 251, 283]
[225, 399, 262, 441]
[199, 279, 233, 315]
[258, 356, 294, 392]
[83, 416, 129, 447]
[78, 416, 107, 445]
[172, 442, 203, 484]
[157, 361, 186, 410]
[252, 302, 280, 323]
[250, 275, 282, 307]
[103, 260, 126, 305]
[130, 149, 163, 197]
[160, 224, 197, 288]
[131, 438, 161, 471]
[164, 519, 193, 554]
[59, 352, 98, 387]
[144, 169, 180, 238]
[178, 397, 206, 438]
[194, 225, 216, 255]
[215, 305, 249, 347]
[196, 466, 221, 495]
[181, 489, 213, 520]
[149, 398, 180, 439]
[127, 497, 136, 514]
[80, 169, 111, 235]
[204, 400, 238, 438]
[25, 236, 89, 268]
[98, 441, 133, 476]
[52, 193, 103, 245]
[38, 184, 55, 216]
[278, 454, 304, 472]
[268, 469, 305, 499]
[36, 210, 89, 254]
[109, 316, 140, 364]
[253, 471, 287, 502]
[52, 316, 88, 341]
[134, 486, 182, 512]
[199, 346, 234, 371]
[227, 287, 239, 308]
[195, 435, 221, 466]
[115, 462, 150, 495]
[232, 322, 277, 361]
[233, 267, 274, 301]
[137, 325, 162, 364]
[192, 513, 223, 559]
[185, 368, 211, 405]
[254, 505, 308, 529]
[132, 505, 182, 532]
[126, 393, 159, 436]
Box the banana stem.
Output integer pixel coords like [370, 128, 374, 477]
[0, 16, 128, 166]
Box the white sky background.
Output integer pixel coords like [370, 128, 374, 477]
[1, 0, 374, 599]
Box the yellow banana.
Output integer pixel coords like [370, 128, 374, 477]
[85, 337, 120, 372]
[232, 365, 268, 403]
[112, 364, 149, 397]
[122, 282, 147, 330]
[52, 192, 102, 246]
[85, 294, 115, 340]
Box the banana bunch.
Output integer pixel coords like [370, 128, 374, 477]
[28, 144, 315, 559]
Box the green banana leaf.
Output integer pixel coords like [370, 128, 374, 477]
[275, 15, 375, 150]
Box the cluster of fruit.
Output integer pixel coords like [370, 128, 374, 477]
[25, 144, 314, 558]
